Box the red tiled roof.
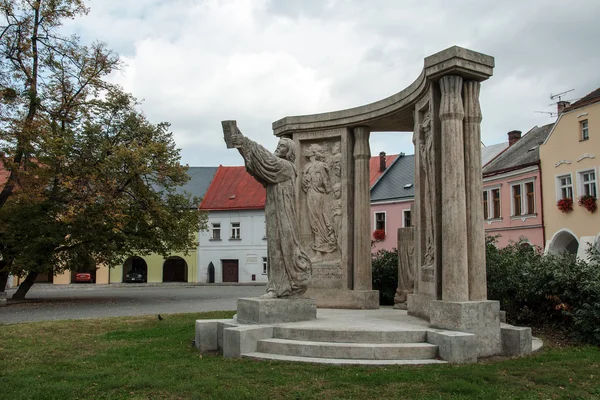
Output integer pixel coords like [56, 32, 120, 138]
[370, 154, 398, 187]
[199, 166, 266, 210]
[201, 154, 399, 211]
[564, 87, 600, 113]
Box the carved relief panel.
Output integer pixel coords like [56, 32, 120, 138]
[294, 128, 352, 289]
[413, 87, 442, 300]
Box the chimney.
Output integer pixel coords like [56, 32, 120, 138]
[379, 151, 386, 172]
[557, 100, 571, 115]
[507, 130, 522, 147]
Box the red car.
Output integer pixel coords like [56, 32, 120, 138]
[75, 272, 94, 283]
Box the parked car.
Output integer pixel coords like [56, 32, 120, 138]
[75, 272, 94, 283]
[125, 270, 147, 283]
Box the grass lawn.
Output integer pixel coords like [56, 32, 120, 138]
[1, 312, 599, 400]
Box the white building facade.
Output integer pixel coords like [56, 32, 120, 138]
[197, 209, 268, 283]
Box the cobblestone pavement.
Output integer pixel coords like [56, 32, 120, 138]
[0, 283, 266, 324]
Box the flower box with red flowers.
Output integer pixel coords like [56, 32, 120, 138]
[373, 229, 386, 241]
[578, 194, 597, 213]
[556, 197, 573, 213]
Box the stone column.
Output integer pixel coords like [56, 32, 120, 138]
[352, 126, 372, 290]
[463, 81, 487, 301]
[439, 75, 469, 302]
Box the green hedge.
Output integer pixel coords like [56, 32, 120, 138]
[486, 236, 600, 345]
[371, 238, 600, 344]
[372, 248, 398, 306]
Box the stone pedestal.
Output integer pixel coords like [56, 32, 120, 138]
[305, 288, 379, 309]
[429, 300, 501, 357]
[236, 297, 317, 324]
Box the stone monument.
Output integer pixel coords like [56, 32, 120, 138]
[195, 47, 533, 363]
[222, 121, 317, 323]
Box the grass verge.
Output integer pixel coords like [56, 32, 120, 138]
[1, 311, 599, 399]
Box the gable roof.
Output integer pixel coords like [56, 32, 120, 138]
[481, 141, 509, 167]
[200, 166, 266, 211]
[177, 166, 219, 199]
[370, 154, 415, 202]
[563, 87, 600, 113]
[483, 124, 553, 174]
[370, 154, 399, 187]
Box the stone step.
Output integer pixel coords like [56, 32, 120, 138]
[273, 327, 428, 343]
[257, 338, 438, 360]
[242, 352, 447, 365]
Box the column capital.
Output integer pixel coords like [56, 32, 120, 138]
[353, 126, 371, 159]
[439, 75, 465, 121]
[463, 81, 482, 124]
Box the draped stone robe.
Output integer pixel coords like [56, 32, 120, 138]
[238, 137, 312, 297]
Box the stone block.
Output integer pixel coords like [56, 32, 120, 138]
[237, 297, 317, 324]
[305, 289, 379, 309]
[0, 292, 6, 307]
[427, 330, 477, 364]
[499, 310, 506, 323]
[195, 319, 234, 352]
[222, 326, 274, 358]
[430, 300, 501, 357]
[501, 325, 532, 356]
[407, 293, 431, 320]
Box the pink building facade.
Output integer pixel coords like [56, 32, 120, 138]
[482, 167, 545, 248]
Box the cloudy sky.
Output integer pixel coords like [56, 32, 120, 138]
[64, 0, 600, 167]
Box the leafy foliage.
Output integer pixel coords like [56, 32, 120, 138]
[487, 236, 600, 345]
[372, 248, 398, 305]
[0, 1, 204, 297]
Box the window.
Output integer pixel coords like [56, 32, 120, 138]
[403, 210, 412, 228]
[483, 187, 501, 220]
[512, 185, 522, 216]
[510, 180, 536, 216]
[557, 174, 573, 200]
[211, 223, 221, 240]
[526, 182, 535, 214]
[483, 191, 489, 220]
[262, 257, 268, 275]
[581, 119, 588, 141]
[580, 170, 597, 197]
[230, 222, 241, 239]
[375, 212, 386, 232]
[492, 188, 501, 218]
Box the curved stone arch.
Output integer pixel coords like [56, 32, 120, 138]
[547, 229, 579, 255]
[273, 46, 494, 136]
[162, 256, 188, 283]
[123, 256, 148, 282]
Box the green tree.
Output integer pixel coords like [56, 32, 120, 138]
[0, 1, 204, 298]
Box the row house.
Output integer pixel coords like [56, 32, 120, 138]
[481, 125, 553, 249]
[540, 88, 600, 258]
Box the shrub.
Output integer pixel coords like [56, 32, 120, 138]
[372, 248, 398, 305]
[486, 236, 600, 345]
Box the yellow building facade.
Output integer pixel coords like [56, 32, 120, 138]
[540, 90, 600, 258]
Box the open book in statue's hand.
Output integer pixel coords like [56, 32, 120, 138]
[222, 120, 242, 148]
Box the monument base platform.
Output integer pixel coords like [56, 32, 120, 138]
[237, 297, 317, 324]
[429, 300, 501, 357]
[195, 308, 540, 364]
[305, 288, 379, 309]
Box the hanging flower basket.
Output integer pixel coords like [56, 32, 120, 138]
[578, 194, 597, 213]
[556, 197, 573, 213]
[373, 229, 386, 241]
